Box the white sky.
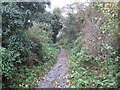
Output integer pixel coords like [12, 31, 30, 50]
[46, 0, 88, 11]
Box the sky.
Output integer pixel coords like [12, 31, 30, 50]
[46, 0, 88, 11]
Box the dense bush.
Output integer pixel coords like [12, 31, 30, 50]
[68, 43, 119, 88]
[1, 46, 17, 88]
[33, 11, 63, 43]
[1, 2, 60, 88]
[1, 20, 59, 88]
[58, 2, 119, 88]
[1, 1, 119, 88]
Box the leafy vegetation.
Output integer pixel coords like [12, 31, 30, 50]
[58, 2, 120, 88]
[1, 1, 120, 89]
[1, 2, 60, 88]
[68, 44, 119, 88]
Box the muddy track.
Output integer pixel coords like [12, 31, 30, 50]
[35, 47, 69, 89]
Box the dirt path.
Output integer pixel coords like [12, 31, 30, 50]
[35, 47, 69, 89]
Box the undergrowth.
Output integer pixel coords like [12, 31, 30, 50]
[68, 44, 119, 88]
[1, 25, 59, 88]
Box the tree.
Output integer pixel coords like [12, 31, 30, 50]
[32, 8, 63, 43]
[1, 2, 50, 88]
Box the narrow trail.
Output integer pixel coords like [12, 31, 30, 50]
[35, 47, 69, 89]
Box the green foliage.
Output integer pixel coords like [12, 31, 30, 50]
[58, 39, 69, 48]
[1, 2, 60, 88]
[1, 1, 119, 88]
[15, 26, 60, 88]
[33, 11, 63, 43]
[1, 2, 49, 48]
[1, 24, 59, 88]
[59, 2, 120, 88]
[68, 43, 119, 88]
[28, 23, 59, 63]
[1, 46, 17, 79]
[63, 13, 77, 41]
[1, 46, 20, 87]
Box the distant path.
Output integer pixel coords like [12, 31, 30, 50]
[35, 47, 69, 89]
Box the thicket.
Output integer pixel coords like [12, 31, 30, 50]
[1, 1, 120, 88]
[58, 2, 120, 88]
[1, 2, 61, 88]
